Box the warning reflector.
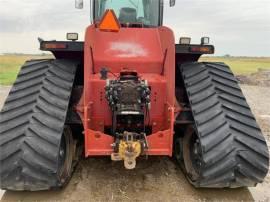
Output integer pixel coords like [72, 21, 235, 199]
[99, 9, 120, 32]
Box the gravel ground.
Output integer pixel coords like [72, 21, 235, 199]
[0, 85, 269, 202]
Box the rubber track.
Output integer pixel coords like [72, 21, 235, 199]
[0, 59, 77, 191]
[180, 62, 269, 188]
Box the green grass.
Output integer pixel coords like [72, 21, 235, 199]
[200, 57, 270, 75]
[0, 55, 270, 85]
[0, 55, 53, 85]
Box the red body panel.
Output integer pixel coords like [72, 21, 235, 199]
[77, 25, 175, 157]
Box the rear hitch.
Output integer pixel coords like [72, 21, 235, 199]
[111, 132, 148, 169]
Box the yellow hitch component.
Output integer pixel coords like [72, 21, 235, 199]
[111, 132, 142, 169]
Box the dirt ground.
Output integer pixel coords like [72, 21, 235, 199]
[0, 82, 269, 202]
[237, 69, 270, 87]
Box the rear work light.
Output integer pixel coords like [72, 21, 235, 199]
[67, 33, 79, 41]
[201, 37, 210, 45]
[43, 43, 67, 49]
[179, 37, 191, 45]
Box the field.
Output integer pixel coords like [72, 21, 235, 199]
[0, 55, 270, 85]
[0, 55, 53, 85]
[200, 56, 270, 74]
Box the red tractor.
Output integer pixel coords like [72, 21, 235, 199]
[0, 0, 269, 191]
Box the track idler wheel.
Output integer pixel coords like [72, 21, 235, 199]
[57, 126, 77, 186]
[182, 126, 202, 183]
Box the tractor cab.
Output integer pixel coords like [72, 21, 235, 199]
[92, 0, 163, 27]
[76, 0, 175, 27]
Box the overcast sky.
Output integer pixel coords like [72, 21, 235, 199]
[0, 0, 270, 56]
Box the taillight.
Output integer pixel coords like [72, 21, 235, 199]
[190, 46, 213, 54]
[43, 43, 67, 49]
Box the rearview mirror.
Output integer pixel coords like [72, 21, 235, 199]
[170, 0, 176, 7]
[75, 0, 83, 9]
